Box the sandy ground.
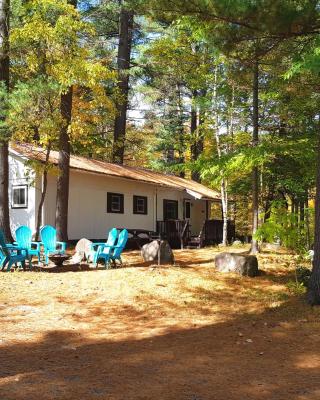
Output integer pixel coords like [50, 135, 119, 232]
[0, 246, 320, 400]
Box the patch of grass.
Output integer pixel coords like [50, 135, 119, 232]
[286, 280, 307, 295]
[244, 287, 289, 304]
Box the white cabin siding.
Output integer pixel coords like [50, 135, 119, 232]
[9, 151, 214, 240]
[43, 170, 158, 240]
[42, 169, 210, 240]
[8, 153, 38, 235]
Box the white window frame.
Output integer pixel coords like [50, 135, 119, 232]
[11, 184, 28, 209]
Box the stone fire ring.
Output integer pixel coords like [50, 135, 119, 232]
[49, 254, 71, 267]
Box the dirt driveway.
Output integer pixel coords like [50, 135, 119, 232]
[0, 247, 319, 400]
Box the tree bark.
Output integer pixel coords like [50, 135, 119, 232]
[213, 65, 228, 245]
[191, 89, 206, 182]
[55, 88, 72, 242]
[112, 4, 134, 164]
[305, 191, 311, 250]
[250, 59, 259, 254]
[177, 84, 185, 178]
[35, 144, 51, 241]
[190, 90, 199, 181]
[55, 0, 76, 242]
[307, 132, 320, 305]
[0, 0, 12, 241]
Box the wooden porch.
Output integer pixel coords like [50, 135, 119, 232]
[156, 219, 236, 249]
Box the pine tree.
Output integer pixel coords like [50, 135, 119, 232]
[0, 0, 12, 241]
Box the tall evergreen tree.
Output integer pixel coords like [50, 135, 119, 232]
[0, 0, 12, 241]
[55, 0, 77, 242]
[113, 2, 134, 163]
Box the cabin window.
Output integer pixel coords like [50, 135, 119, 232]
[11, 185, 28, 209]
[163, 199, 178, 220]
[107, 192, 124, 213]
[133, 195, 148, 215]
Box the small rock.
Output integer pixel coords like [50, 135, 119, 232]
[259, 352, 264, 356]
[246, 339, 253, 343]
[61, 345, 77, 351]
[238, 332, 243, 337]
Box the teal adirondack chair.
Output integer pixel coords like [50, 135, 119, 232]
[0, 230, 27, 272]
[15, 226, 41, 268]
[40, 225, 66, 265]
[91, 228, 118, 268]
[110, 229, 128, 267]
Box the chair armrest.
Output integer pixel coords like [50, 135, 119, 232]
[98, 244, 114, 250]
[8, 246, 26, 254]
[91, 242, 106, 250]
[96, 244, 115, 255]
[9, 245, 25, 250]
[6, 243, 22, 250]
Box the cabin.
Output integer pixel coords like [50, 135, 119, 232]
[8, 143, 235, 248]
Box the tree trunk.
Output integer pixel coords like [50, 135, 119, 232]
[213, 65, 228, 245]
[55, 0, 76, 242]
[190, 90, 199, 181]
[190, 89, 206, 182]
[264, 185, 275, 222]
[35, 145, 51, 241]
[305, 191, 311, 249]
[177, 85, 185, 178]
[307, 133, 320, 305]
[250, 59, 259, 254]
[55, 87, 72, 242]
[113, 4, 134, 164]
[0, 0, 12, 241]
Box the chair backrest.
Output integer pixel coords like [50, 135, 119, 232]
[106, 228, 118, 246]
[113, 229, 128, 258]
[101, 228, 118, 255]
[0, 230, 10, 258]
[15, 226, 32, 249]
[40, 225, 57, 250]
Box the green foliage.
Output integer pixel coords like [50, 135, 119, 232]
[255, 200, 312, 254]
[9, 0, 115, 153]
[287, 266, 311, 295]
[295, 266, 312, 287]
[0, 82, 10, 142]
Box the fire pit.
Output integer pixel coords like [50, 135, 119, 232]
[48, 254, 71, 267]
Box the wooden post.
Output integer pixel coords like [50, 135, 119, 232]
[206, 200, 209, 220]
[158, 239, 161, 266]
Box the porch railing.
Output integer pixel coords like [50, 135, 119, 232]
[157, 219, 236, 248]
[156, 220, 190, 249]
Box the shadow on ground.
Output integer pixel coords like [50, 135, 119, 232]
[1, 295, 320, 400]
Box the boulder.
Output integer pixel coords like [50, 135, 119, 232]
[141, 240, 175, 265]
[215, 252, 259, 277]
